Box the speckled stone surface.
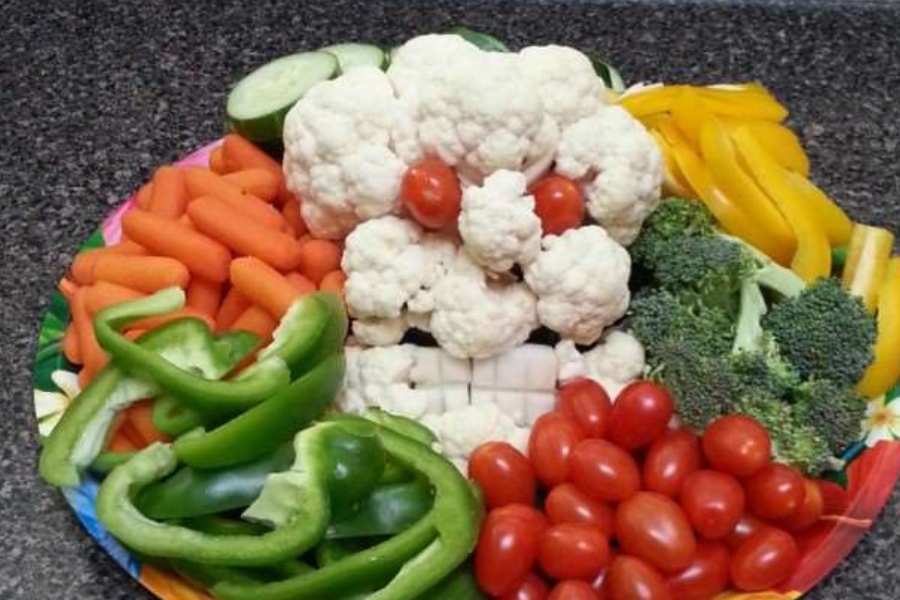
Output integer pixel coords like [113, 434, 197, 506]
[2, 1, 899, 598]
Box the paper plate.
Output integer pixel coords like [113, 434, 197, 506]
[32, 141, 900, 600]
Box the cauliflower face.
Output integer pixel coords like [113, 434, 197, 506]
[518, 45, 606, 128]
[555, 105, 663, 245]
[525, 226, 631, 345]
[351, 316, 408, 346]
[458, 170, 542, 272]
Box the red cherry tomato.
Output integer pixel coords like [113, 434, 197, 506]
[529, 412, 586, 487]
[545, 483, 615, 537]
[400, 158, 462, 229]
[815, 478, 850, 515]
[605, 556, 672, 600]
[501, 573, 551, 600]
[723, 514, 770, 550]
[469, 441, 536, 509]
[539, 523, 611, 580]
[680, 470, 746, 540]
[745, 463, 806, 520]
[530, 174, 585, 236]
[557, 379, 613, 438]
[666, 541, 731, 600]
[569, 439, 640, 502]
[607, 381, 673, 450]
[549, 580, 600, 600]
[642, 429, 702, 497]
[730, 528, 799, 592]
[476, 509, 544, 596]
[777, 479, 825, 532]
[615, 492, 698, 573]
[701, 415, 771, 477]
[488, 504, 550, 535]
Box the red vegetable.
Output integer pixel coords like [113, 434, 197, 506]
[666, 541, 731, 600]
[529, 412, 586, 488]
[569, 439, 640, 503]
[557, 379, 612, 439]
[745, 463, 806, 520]
[615, 492, 697, 573]
[501, 573, 551, 600]
[400, 158, 462, 229]
[476, 507, 544, 596]
[530, 174, 586, 236]
[730, 527, 799, 591]
[777, 479, 824, 532]
[642, 429, 702, 498]
[539, 523, 610, 580]
[702, 415, 771, 477]
[605, 556, 672, 600]
[545, 483, 615, 537]
[549, 580, 601, 600]
[469, 441, 536, 509]
[607, 381, 673, 450]
[680, 470, 746, 540]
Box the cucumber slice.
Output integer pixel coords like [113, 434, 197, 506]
[321, 43, 387, 73]
[448, 26, 510, 52]
[226, 51, 338, 144]
[591, 57, 626, 93]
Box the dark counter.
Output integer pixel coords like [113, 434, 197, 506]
[2, 1, 898, 598]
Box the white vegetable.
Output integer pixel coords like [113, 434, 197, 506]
[423, 403, 531, 472]
[518, 45, 607, 128]
[351, 316, 408, 346]
[555, 330, 646, 399]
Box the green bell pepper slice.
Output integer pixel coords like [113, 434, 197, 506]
[421, 562, 486, 599]
[327, 479, 434, 539]
[151, 393, 206, 437]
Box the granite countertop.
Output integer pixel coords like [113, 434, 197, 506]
[2, 0, 898, 598]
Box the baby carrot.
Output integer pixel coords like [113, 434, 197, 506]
[209, 146, 229, 174]
[149, 166, 189, 218]
[186, 277, 223, 318]
[319, 270, 346, 295]
[215, 287, 250, 331]
[70, 241, 147, 285]
[230, 305, 277, 342]
[126, 308, 215, 332]
[184, 168, 286, 229]
[93, 254, 190, 293]
[106, 413, 141, 451]
[135, 182, 154, 210]
[281, 194, 307, 238]
[125, 400, 171, 445]
[124, 329, 147, 341]
[188, 196, 303, 271]
[72, 287, 108, 378]
[223, 169, 281, 203]
[58, 277, 78, 303]
[298, 239, 342, 285]
[178, 214, 195, 229]
[230, 256, 302, 319]
[221, 134, 281, 175]
[63, 323, 82, 364]
[285, 272, 316, 295]
[85, 281, 145, 314]
[122, 209, 231, 283]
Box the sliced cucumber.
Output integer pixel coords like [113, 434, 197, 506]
[321, 43, 387, 73]
[448, 26, 510, 52]
[591, 57, 626, 93]
[226, 51, 338, 144]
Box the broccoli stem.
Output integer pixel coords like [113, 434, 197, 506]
[733, 280, 767, 354]
[755, 261, 805, 298]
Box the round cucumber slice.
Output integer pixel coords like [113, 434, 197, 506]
[320, 43, 387, 74]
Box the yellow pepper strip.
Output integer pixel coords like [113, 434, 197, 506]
[721, 120, 809, 176]
[648, 129, 694, 198]
[619, 85, 683, 117]
[842, 224, 896, 312]
[731, 127, 831, 282]
[671, 88, 715, 149]
[784, 171, 854, 246]
[858, 258, 900, 397]
[699, 117, 796, 265]
[699, 85, 789, 122]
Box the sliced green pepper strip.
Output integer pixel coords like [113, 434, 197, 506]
[181, 515, 268, 537]
[419, 562, 485, 599]
[89, 450, 136, 476]
[151, 394, 206, 437]
[328, 479, 434, 539]
[315, 538, 371, 568]
[323, 419, 386, 517]
[361, 408, 437, 446]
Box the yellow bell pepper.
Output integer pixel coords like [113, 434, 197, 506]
[731, 127, 831, 282]
[698, 85, 789, 122]
[648, 129, 693, 198]
[784, 171, 853, 246]
[858, 258, 900, 397]
[671, 88, 714, 148]
[699, 117, 796, 265]
[619, 85, 683, 117]
[722, 119, 809, 176]
[843, 224, 896, 312]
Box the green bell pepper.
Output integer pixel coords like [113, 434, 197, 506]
[420, 562, 486, 600]
[152, 393, 205, 437]
[181, 515, 268, 537]
[89, 450, 136, 476]
[327, 479, 434, 539]
[315, 538, 371, 568]
[360, 408, 437, 446]
[323, 418, 387, 517]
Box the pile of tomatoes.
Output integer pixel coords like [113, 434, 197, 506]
[468, 378, 842, 600]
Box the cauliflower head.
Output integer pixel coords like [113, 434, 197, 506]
[518, 45, 606, 128]
[525, 225, 631, 345]
[554, 330, 646, 398]
[422, 403, 531, 471]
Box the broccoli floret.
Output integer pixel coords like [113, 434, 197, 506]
[793, 379, 867, 456]
[731, 346, 801, 401]
[629, 289, 734, 360]
[763, 278, 876, 385]
[630, 197, 716, 265]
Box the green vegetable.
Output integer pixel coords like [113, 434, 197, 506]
[793, 379, 866, 456]
[151, 393, 205, 438]
[320, 43, 388, 73]
[420, 562, 486, 599]
[182, 515, 268, 537]
[591, 57, 626, 93]
[89, 450, 135, 476]
[360, 408, 437, 446]
[328, 479, 434, 539]
[315, 538, 370, 568]
[319, 418, 387, 516]
[448, 26, 509, 52]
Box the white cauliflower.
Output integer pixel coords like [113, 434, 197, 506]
[555, 330, 646, 399]
[556, 105, 663, 245]
[525, 225, 630, 345]
[518, 45, 606, 128]
[423, 403, 531, 471]
[351, 317, 408, 346]
[282, 67, 421, 239]
[458, 170, 542, 272]
[430, 250, 539, 359]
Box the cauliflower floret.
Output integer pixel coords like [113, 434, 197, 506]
[423, 403, 531, 472]
[555, 330, 646, 399]
[555, 105, 663, 245]
[352, 317, 409, 346]
[518, 45, 606, 128]
[337, 345, 415, 414]
[282, 67, 421, 239]
[458, 170, 542, 272]
[525, 226, 630, 345]
[430, 250, 538, 359]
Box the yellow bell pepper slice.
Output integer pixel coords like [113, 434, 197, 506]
[721, 119, 809, 176]
[842, 224, 895, 312]
[619, 85, 683, 117]
[858, 258, 900, 397]
[699, 117, 796, 265]
[649, 129, 694, 198]
[699, 85, 789, 122]
[671, 88, 714, 149]
[731, 127, 831, 282]
[784, 171, 853, 246]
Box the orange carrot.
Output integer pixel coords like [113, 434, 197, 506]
[149, 166, 189, 218]
[178, 214, 195, 229]
[106, 413, 142, 451]
[63, 323, 82, 364]
[281, 194, 307, 238]
[230, 256, 302, 319]
[127, 308, 215, 332]
[126, 400, 171, 445]
[209, 146, 229, 174]
[72, 287, 108, 378]
[124, 329, 147, 341]
[223, 169, 281, 203]
[122, 209, 231, 282]
[188, 197, 303, 271]
[93, 254, 190, 292]
[230, 305, 277, 342]
[85, 281, 145, 314]
[221, 134, 281, 175]
[285, 272, 316, 295]
[298, 239, 342, 285]
[184, 168, 286, 228]
[58, 277, 79, 303]
[216, 287, 250, 331]
[186, 278, 222, 318]
[135, 182, 154, 210]
[70, 241, 147, 285]
[78, 367, 94, 390]
[319, 270, 347, 295]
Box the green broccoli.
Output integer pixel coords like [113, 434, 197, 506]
[630, 197, 716, 265]
[793, 379, 867, 456]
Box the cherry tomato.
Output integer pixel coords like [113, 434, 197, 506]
[469, 441, 536, 509]
[569, 439, 640, 502]
[776, 479, 824, 532]
[642, 429, 702, 497]
[680, 470, 746, 540]
[615, 492, 697, 573]
[666, 541, 731, 600]
[540, 522, 611, 580]
[815, 479, 850, 515]
[400, 158, 462, 229]
[501, 573, 551, 600]
[745, 463, 806, 520]
[488, 504, 550, 535]
[607, 381, 673, 450]
[730, 528, 799, 592]
[723, 514, 769, 550]
[606, 556, 672, 600]
[557, 379, 613, 438]
[529, 412, 586, 487]
[549, 580, 600, 600]
[545, 483, 615, 537]
[701, 415, 771, 477]
[530, 174, 585, 236]
[475, 509, 545, 595]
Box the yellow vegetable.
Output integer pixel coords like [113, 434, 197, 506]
[785, 171, 854, 246]
[722, 120, 809, 176]
[648, 129, 693, 197]
[731, 126, 831, 282]
[619, 85, 682, 117]
[858, 258, 900, 397]
[671, 88, 713, 148]
[843, 224, 895, 312]
[698, 85, 789, 122]
[699, 118, 796, 265]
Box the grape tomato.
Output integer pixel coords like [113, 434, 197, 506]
[607, 381, 674, 450]
[723, 514, 769, 550]
[745, 463, 806, 520]
[666, 541, 731, 600]
[529, 412, 586, 487]
[776, 478, 824, 532]
[730, 527, 799, 592]
[476, 508, 544, 596]
[539, 523, 611, 580]
[545, 483, 615, 537]
[569, 439, 640, 502]
[557, 379, 612, 438]
[530, 174, 586, 236]
[702, 415, 771, 477]
[469, 441, 536, 509]
[615, 492, 697, 573]
[642, 429, 702, 497]
[501, 573, 551, 600]
[549, 580, 601, 600]
[606, 556, 672, 600]
[680, 470, 745, 540]
[400, 158, 462, 229]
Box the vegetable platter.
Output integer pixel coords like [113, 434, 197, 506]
[32, 27, 900, 600]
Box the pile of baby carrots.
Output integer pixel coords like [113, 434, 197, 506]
[57, 134, 346, 446]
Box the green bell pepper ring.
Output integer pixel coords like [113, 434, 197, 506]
[181, 515, 268, 537]
[89, 450, 136, 476]
[327, 479, 434, 539]
[418, 562, 486, 600]
[315, 538, 371, 568]
[323, 419, 387, 517]
[360, 408, 437, 446]
[151, 393, 206, 437]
